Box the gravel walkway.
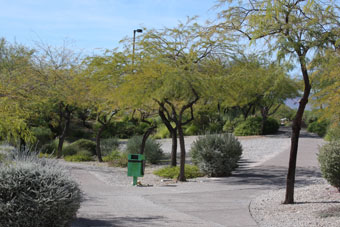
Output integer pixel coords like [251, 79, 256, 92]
[250, 182, 340, 227]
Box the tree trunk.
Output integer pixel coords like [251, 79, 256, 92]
[260, 107, 268, 135]
[283, 55, 311, 204]
[171, 130, 178, 166]
[57, 109, 71, 158]
[177, 122, 186, 182]
[96, 126, 105, 162]
[140, 126, 156, 155]
[19, 138, 26, 152]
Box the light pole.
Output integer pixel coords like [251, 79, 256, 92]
[132, 29, 143, 66]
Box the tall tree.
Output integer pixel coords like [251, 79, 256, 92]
[217, 0, 340, 203]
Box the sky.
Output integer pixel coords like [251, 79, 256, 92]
[1, 0, 218, 54]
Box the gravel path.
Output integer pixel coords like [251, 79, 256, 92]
[250, 182, 340, 227]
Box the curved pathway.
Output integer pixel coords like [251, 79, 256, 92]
[70, 130, 324, 227]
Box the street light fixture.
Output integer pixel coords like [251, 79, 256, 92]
[132, 29, 143, 66]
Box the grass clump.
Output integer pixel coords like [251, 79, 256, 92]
[153, 165, 204, 179]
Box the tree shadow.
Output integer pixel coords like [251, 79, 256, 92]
[205, 165, 322, 189]
[71, 215, 166, 227]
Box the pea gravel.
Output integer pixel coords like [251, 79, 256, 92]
[250, 182, 340, 227]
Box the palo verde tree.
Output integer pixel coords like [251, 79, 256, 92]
[217, 0, 340, 203]
[0, 38, 38, 146]
[130, 19, 230, 181]
[81, 50, 128, 162]
[33, 43, 84, 158]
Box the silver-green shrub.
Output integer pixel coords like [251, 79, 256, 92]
[318, 140, 340, 192]
[126, 136, 163, 164]
[0, 149, 82, 227]
[191, 133, 242, 177]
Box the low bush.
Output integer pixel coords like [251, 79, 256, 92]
[40, 139, 59, 154]
[64, 150, 94, 162]
[100, 137, 120, 155]
[153, 165, 204, 179]
[126, 136, 164, 164]
[325, 125, 340, 141]
[71, 139, 97, 155]
[318, 141, 340, 192]
[184, 124, 200, 135]
[263, 118, 280, 135]
[191, 133, 242, 177]
[308, 120, 329, 137]
[103, 151, 128, 167]
[0, 149, 82, 227]
[31, 126, 53, 146]
[234, 117, 262, 136]
[62, 144, 79, 156]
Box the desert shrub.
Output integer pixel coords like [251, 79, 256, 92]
[71, 139, 96, 155]
[126, 136, 163, 164]
[191, 133, 242, 177]
[31, 126, 53, 146]
[64, 150, 93, 162]
[103, 151, 128, 167]
[0, 150, 82, 227]
[263, 118, 280, 135]
[318, 141, 340, 191]
[100, 137, 120, 155]
[308, 120, 329, 137]
[234, 117, 262, 136]
[40, 139, 59, 154]
[153, 165, 204, 179]
[62, 144, 79, 156]
[325, 125, 340, 141]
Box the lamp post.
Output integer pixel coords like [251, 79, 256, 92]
[132, 29, 143, 66]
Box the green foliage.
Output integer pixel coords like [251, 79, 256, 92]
[191, 133, 242, 177]
[263, 118, 280, 135]
[100, 137, 120, 155]
[103, 150, 128, 167]
[0, 149, 82, 227]
[71, 139, 97, 155]
[64, 150, 94, 162]
[40, 139, 58, 154]
[325, 125, 340, 141]
[234, 117, 262, 136]
[153, 124, 171, 139]
[153, 165, 204, 179]
[318, 141, 340, 191]
[307, 120, 329, 137]
[184, 124, 200, 135]
[62, 143, 78, 156]
[223, 116, 245, 133]
[31, 126, 53, 146]
[126, 136, 164, 164]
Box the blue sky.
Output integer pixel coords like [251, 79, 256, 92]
[1, 0, 218, 53]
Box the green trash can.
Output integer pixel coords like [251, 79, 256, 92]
[127, 154, 144, 185]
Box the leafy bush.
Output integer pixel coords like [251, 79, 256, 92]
[126, 136, 164, 164]
[308, 120, 329, 137]
[40, 139, 59, 154]
[184, 124, 200, 135]
[31, 126, 53, 146]
[71, 139, 97, 155]
[263, 118, 280, 135]
[64, 150, 94, 162]
[318, 141, 340, 192]
[191, 133, 242, 177]
[103, 151, 128, 167]
[0, 149, 82, 227]
[153, 165, 204, 179]
[153, 125, 171, 139]
[234, 117, 262, 136]
[325, 125, 340, 141]
[100, 137, 120, 155]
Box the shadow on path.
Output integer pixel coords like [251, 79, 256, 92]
[72, 215, 166, 227]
